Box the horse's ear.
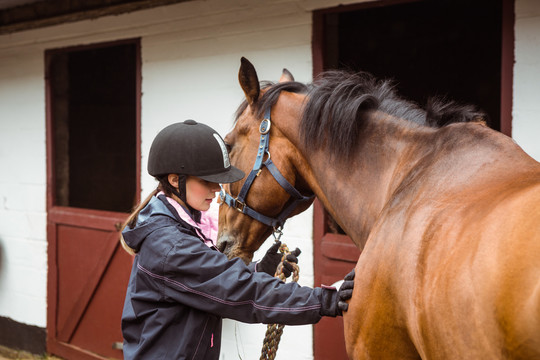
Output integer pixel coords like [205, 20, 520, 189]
[239, 57, 260, 106]
[279, 68, 294, 83]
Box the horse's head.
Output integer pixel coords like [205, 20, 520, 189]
[217, 58, 315, 263]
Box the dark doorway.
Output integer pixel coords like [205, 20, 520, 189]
[311, 1, 513, 359]
[49, 41, 138, 212]
[318, 0, 508, 131]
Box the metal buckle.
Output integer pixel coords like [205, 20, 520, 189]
[272, 226, 283, 241]
[235, 199, 245, 212]
[259, 118, 271, 134]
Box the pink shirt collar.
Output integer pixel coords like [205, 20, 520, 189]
[158, 192, 219, 247]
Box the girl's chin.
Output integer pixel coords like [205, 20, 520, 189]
[198, 203, 211, 211]
[189, 199, 212, 212]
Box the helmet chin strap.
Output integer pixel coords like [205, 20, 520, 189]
[165, 175, 201, 222]
[162, 174, 187, 204]
[177, 175, 187, 204]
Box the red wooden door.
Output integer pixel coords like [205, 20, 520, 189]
[46, 39, 140, 360]
[47, 208, 133, 359]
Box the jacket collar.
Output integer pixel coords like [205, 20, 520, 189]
[158, 192, 218, 247]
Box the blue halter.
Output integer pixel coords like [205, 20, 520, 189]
[220, 108, 314, 231]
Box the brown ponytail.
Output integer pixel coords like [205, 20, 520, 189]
[120, 176, 172, 255]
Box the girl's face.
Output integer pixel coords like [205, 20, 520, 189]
[185, 176, 221, 211]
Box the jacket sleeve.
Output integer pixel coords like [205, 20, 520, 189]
[139, 225, 332, 325]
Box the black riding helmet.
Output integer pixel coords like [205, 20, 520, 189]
[148, 120, 245, 203]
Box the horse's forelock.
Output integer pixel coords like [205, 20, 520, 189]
[255, 81, 309, 119]
[234, 81, 309, 123]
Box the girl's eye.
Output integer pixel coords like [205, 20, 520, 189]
[225, 143, 232, 152]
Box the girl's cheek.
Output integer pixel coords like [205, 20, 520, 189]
[195, 184, 209, 197]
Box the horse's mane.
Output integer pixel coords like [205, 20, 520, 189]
[235, 70, 487, 160]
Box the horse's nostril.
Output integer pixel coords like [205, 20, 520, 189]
[217, 238, 231, 254]
[217, 241, 226, 253]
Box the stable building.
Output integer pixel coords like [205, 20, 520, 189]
[0, 0, 538, 359]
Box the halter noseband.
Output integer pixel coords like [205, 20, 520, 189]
[220, 107, 314, 231]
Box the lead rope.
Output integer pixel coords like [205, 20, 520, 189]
[260, 229, 300, 360]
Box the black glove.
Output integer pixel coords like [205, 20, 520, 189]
[338, 268, 355, 313]
[257, 241, 301, 278]
[320, 268, 355, 317]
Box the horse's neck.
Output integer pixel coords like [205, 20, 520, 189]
[316, 120, 429, 248]
[287, 112, 437, 249]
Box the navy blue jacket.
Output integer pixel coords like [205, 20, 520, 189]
[121, 195, 335, 360]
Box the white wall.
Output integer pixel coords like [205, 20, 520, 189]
[0, 0, 539, 358]
[514, 0, 540, 162]
[0, 48, 48, 327]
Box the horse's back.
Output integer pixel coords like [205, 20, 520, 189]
[345, 152, 540, 359]
[415, 164, 540, 359]
[419, 166, 540, 359]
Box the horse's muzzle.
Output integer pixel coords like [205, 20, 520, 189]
[216, 235, 251, 264]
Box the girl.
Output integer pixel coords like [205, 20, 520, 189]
[121, 120, 354, 359]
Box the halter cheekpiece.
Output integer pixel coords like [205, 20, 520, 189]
[220, 107, 314, 231]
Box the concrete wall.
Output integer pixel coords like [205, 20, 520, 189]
[0, 0, 538, 358]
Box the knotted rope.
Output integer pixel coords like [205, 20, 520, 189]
[260, 242, 300, 360]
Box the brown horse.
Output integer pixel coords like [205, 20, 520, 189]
[217, 57, 540, 359]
